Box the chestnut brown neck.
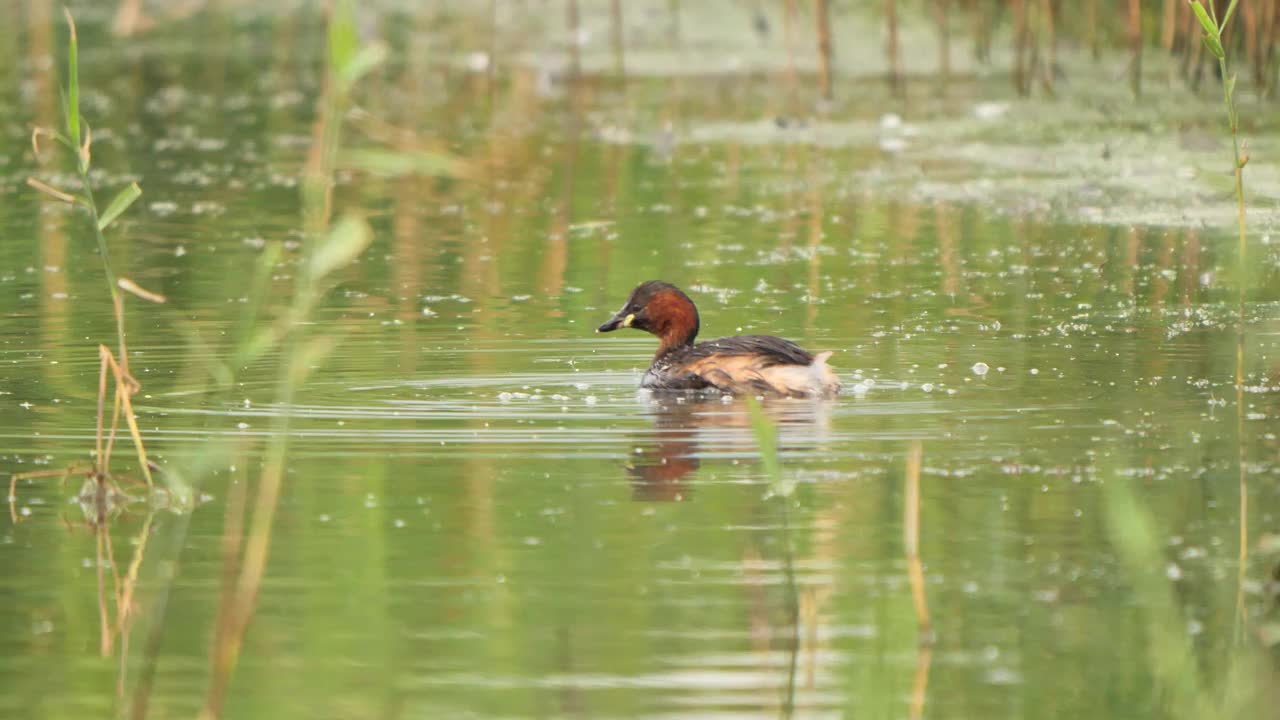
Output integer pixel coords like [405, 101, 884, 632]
[648, 291, 700, 359]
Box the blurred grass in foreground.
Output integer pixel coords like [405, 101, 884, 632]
[1104, 476, 1277, 719]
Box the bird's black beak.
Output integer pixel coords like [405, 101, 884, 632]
[596, 310, 635, 333]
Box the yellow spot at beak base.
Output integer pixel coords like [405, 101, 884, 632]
[623, 313, 635, 327]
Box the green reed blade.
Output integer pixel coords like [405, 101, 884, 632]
[340, 45, 387, 88]
[341, 148, 459, 178]
[1189, 1, 1217, 36]
[1221, 0, 1240, 30]
[309, 214, 371, 282]
[745, 396, 792, 497]
[62, 9, 80, 152]
[327, 0, 358, 81]
[97, 183, 142, 231]
[1203, 33, 1224, 61]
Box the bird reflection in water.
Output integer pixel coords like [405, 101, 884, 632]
[624, 394, 833, 502]
[622, 393, 838, 717]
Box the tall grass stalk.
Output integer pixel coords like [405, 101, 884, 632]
[1087, 0, 1100, 60]
[1129, 0, 1143, 96]
[197, 2, 379, 716]
[934, 0, 950, 81]
[816, 0, 835, 99]
[23, 9, 174, 669]
[1104, 477, 1271, 718]
[886, 0, 902, 93]
[1188, 0, 1250, 639]
[609, 0, 625, 78]
[27, 10, 160, 488]
[1012, 0, 1029, 94]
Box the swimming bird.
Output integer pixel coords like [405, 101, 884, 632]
[596, 281, 840, 398]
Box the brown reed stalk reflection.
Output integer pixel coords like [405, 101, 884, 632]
[904, 440, 933, 718]
[12, 461, 167, 704]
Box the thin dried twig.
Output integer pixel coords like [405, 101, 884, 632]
[10, 465, 88, 523]
[27, 177, 79, 204]
[118, 278, 167, 304]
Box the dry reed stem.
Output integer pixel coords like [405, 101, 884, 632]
[1088, 0, 1100, 60]
[886, 0, 902, 92]
[9, 465, 85, 523]
[816, 0, 834, 99]
[1182, 5, 1194, 66]
[1039, 0, 1057, 95]
[609, 0, 625, 77]
[117, 278, 167, 304]
[1176, 0, 1191, 53]
[1243, 0, 1260, 86]
[1189, 5, 1207, 87]
[935, 0, 950, 79]
[566, 0, 580, 77]
[784, 0, 799, 110]
[104, 379, 123, 471]
[95, 346, 109, 473]
[30, 127, 56, 157]
[1128, 0, 1142, 96]
[1012, 0, 1028, 94]
[99, 345, 154, 487]
[79, 123, 92, 168]
[908, 644, 933, 720]
[971, 0, 988, 63]
[904, 440, 930, 638]
[1264, 0, 1277, 95]
[26, 177, 79, 204]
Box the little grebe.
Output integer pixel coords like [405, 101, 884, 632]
[596, 281, 841, 398]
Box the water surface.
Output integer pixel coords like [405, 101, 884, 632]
[1, 4, 1278, 719]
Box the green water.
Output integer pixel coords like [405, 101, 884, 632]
[1, 3, 1278, 719]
